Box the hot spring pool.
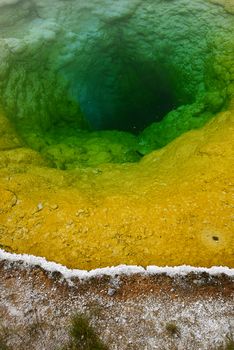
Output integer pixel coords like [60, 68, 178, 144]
[0, 0, 233, 269]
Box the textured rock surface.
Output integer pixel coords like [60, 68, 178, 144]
[0, 0, 233, 153]
[0, 260, 233, 350]
[0, 109, 233, 269]
[209, 0, 234, 14]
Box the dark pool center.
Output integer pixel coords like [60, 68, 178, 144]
[0, 0, 233, 168]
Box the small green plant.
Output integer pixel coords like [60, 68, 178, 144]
[165, 322, 180, 337]
[62, 314, 108, 350]
[225, 340, 234, 350]
[0, 326, 11, 350]
[0, 338, 10, 350]
[216, 335, 234, 350]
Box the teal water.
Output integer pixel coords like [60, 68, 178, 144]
[0, 0, 233, 168]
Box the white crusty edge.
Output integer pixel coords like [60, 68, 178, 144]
[0, 249, 233, 280]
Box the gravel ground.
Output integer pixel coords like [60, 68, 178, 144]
[0, 259, 233, 350]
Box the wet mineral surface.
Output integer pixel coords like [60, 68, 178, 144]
[0, 0, 233, 268]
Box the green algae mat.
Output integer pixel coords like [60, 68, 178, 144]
[0, 0, 233, 269]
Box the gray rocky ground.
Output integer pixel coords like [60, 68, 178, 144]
[0, 259, 233, 350]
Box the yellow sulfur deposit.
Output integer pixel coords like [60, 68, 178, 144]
[0, 109, 233, 269]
